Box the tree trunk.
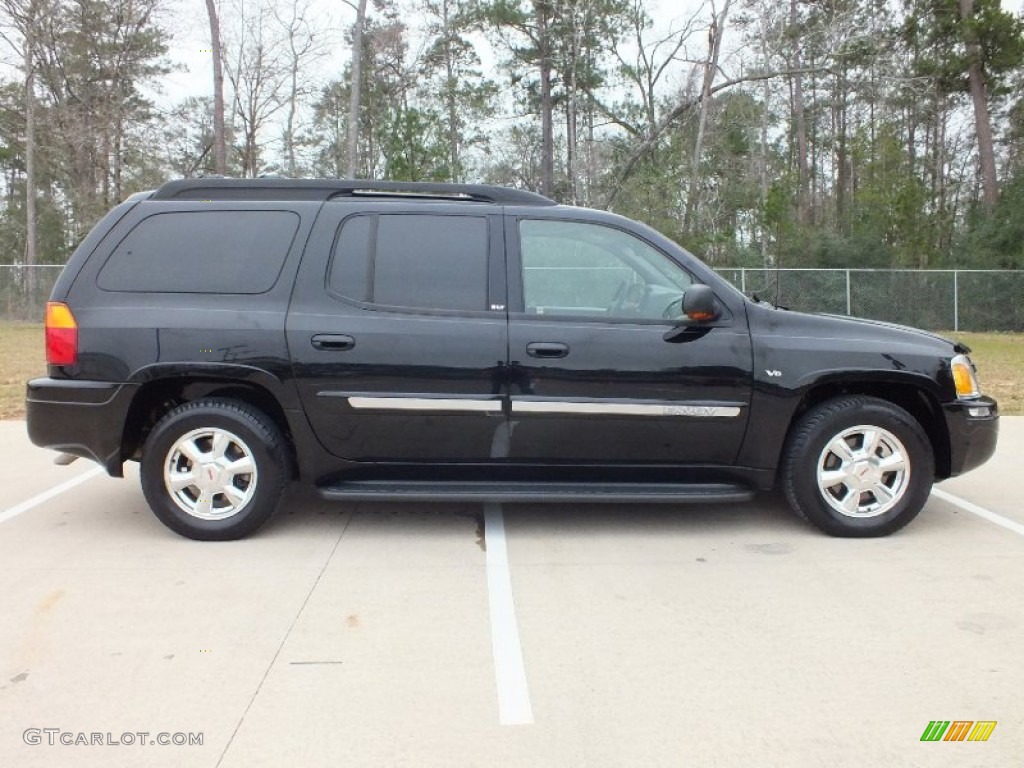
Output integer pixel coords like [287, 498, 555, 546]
[834, 65, 848, 232]
[346, 0, 368, 179]
[958, 0, 998, 210]
[936, 98, 950, 252]
[114, 111, 123, 199]
[585, 93, 595, 206]
[684, 0, 730, 236]
[536, 0, 554, 197]
[24, 5, 37, 303]
[286, 57, 298, 176]
[789, 0, 809, 224]
[441, 0, 459, 182]
[205, 0, 227, 175]
[565, 41, 578, 203]
[760, 77, 769, 266]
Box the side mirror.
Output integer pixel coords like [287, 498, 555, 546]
[683, 284, 718, 322]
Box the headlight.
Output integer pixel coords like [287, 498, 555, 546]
[951, 354, 980, 399]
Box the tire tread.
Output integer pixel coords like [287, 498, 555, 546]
[140, 398, 290, 541]
[781, 395, 933, 537]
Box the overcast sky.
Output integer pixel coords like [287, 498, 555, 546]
[155, 0, 709, 110]
[148, 0, 1023, 155]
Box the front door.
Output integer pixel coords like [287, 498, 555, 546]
[287, 204, 508, 462]
[506, 217, 752, 465]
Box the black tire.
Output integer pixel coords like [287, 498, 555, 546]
[140, 398, 290, 541]
[781, 395, 934, 537]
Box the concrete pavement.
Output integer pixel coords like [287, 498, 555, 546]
[0, 418, 1021, 767]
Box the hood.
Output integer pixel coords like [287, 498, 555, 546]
[749, 303, 965, 356]
[815, 313, 970, 354]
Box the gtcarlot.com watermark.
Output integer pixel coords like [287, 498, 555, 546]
[24, 729, 203, 747]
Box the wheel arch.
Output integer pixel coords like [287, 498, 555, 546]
[780, 379, 951, 481]
[121, 377, 298, 477]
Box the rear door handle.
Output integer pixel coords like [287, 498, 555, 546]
[311, 333, 355, 351]
[526, 342, 569, 359]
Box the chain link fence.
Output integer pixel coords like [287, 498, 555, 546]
[1, 265, 63, 322]
[716, 268, 1024, 332]
[2, 264, 1022, 332]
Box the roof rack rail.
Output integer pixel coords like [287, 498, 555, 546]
[150, 178, 557, 206]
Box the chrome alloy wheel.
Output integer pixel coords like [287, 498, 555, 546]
[816, 425, 910, 518]
[163, 427, 258, 520]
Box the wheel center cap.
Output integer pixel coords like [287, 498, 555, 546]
[850, 460, 879, 489]
[198, 461, 223, 490]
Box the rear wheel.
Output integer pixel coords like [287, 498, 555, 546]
[141, 399, 289, 540]
[781, 395, 934, 537]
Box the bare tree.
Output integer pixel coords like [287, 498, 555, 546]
[605, 66, 830, 208]
[609, 1, 698, 141]
[224, 0, 290, 177]
[273, 0, 329, 177]
[683, 0, 730, 235]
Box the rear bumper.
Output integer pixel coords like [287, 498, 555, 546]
[26, 378, 138, 476]
[943, 396, 998, 478]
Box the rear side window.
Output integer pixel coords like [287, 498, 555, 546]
[329, 214, 488, 312]
[97, 211, 299, 293]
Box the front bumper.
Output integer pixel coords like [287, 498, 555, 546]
[943, 396, 998, 477]
[26, 378, 139, 476]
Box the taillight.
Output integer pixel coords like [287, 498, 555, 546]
[45, 301, 78, 366]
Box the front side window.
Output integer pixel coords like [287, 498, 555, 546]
[519, 219, 692, 320]
[329, 214, 488, 312]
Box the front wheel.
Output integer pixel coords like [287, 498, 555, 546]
[140, 399, 290, 541]
[781, 396, 934, 537]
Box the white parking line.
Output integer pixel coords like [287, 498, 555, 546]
[0, 465, 105, 525]
[931, 487, 1024, 536]
[483, 502, 534, 725]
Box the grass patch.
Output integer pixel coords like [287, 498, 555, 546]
[0, 323, 45, 419]
[0, 324, 1020, 419]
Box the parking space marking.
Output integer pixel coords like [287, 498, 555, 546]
[483, 502, 534, 726]
[932, 487, 1024, 537]
[0, 465, 105, 525]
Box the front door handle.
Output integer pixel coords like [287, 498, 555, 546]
[526, 342, 569, 359]
[311, 333, 356, 351]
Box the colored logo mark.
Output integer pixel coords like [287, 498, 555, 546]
[920, 720, 996, 742]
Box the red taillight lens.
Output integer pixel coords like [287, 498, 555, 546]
[45, 301, 78, 366]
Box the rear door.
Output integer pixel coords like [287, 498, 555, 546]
[505, 215, 753, 465]
[287, 203, 509, 462]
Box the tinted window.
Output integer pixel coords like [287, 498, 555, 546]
[330, 215, 373, 302]
[98, 211, 299, 293]
[519, 219, 692, 320]
[330, 214, 488, 312]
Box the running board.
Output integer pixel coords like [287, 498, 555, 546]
[318, 480, 754, 504]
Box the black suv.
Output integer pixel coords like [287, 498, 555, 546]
[26, 178, 998, 540]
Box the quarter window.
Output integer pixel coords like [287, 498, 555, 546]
[98, 211, 299, 294]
